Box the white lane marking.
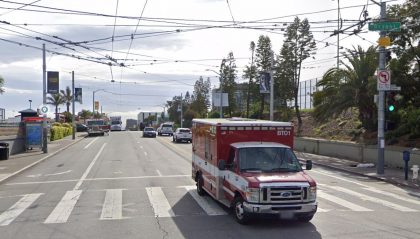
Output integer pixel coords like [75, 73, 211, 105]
[73, 143, 106, 190]
[100, 189, 123, 220]
[183, 186, 227, 216]
[45, 170, 72, 177]
[318, 190, 372, 211]
[26, 174, 42, 178]
[312, 169, 368, 187]
[44, 190, 82, 224]
[316, 207, 330, 212]
[6, 175, 190, 186]
[327, 186, 417, 212]
[140, 146, 143, 149]
[156, 170, 162, 176]
[146, 187, 175, 218]
[0, 193, 43, 226]
[84, 137, 98, 149]
[144, 152, 148, 156]
[361, 187, 420, 206]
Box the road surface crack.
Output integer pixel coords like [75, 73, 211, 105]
[155, 215, 169, 239]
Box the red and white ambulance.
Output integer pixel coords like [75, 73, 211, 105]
[191, 118, 317, 224]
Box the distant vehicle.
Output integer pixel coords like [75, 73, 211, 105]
[173, 128, 192, 143]
[76, 123, 88, 132]
[86, 119, 109, 136]
[143, 127, 156, 138]
[126, 119, 138, 131]
[109, 116, 122, 131]
[157, 122, 174, 136]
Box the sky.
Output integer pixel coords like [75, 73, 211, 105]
[0, 0, 405, 123]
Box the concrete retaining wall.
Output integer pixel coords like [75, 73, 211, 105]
[0, 136, 25, 155]
[295, 137, 420, 168]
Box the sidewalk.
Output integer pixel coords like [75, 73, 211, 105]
[0, 132, 87, 183]
[296, 151, 420, 191]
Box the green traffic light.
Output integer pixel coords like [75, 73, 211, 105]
[388, 105, 395, 112]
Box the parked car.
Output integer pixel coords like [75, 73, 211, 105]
[76, 123, 88, 132]
[143, 127, 156, 138]
[173, 128, 192, 143]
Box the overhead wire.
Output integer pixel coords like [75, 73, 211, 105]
[0, 0, 41, 16]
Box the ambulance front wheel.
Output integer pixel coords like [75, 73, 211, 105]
[233, 197, 250, 225]
[196, 175, 205, 196]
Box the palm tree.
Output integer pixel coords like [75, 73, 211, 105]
[79, 109, 92, 123]
[60, 86, 73, 113]
[246, 41, 256, 118]
[47, 93, 65, 122]
[0, 76, 5, 94]
[313, 46, 378, 131]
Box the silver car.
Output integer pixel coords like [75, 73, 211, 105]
[173, 128, 192, 143]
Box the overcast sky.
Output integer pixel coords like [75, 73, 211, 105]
[0, 0, 404, 122]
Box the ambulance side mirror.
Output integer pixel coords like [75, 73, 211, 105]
[306, 160, 313, 170]
[218, 160, 226, 170]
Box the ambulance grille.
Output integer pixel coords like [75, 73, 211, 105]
[261, 186, 306, 204]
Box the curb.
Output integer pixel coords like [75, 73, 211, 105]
[0, 135, 86, 184]
[307, 160, 420, 191]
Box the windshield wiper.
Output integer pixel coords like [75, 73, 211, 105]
[241, 168, 262, 172]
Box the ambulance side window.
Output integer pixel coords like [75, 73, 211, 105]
[228, 147, 236, 171]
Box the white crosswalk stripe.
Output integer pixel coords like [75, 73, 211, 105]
[100, 189, 123, 220]
[145, 187, 175, 218]
[361, 187, 420, 206]
[183, 186, 227, 216]
[0, 193, 43, 226]
[318, 190, 372, 212]
[44, 190, 82, 224]
[327, 186, 418, 212]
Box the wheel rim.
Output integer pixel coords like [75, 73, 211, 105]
[235, 201, 244, 220]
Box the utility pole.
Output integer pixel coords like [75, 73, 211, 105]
[269, 51, 274, 121]
[72, 71, 75, 140]
[377, 1, 386, 175]
[42, 44, 47, 153]
[337, 0, 340, 69]
[220, 75, 223, 119]
[180, 93, 183, 128]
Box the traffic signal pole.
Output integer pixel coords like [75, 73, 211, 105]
[377, 1, 386, 175]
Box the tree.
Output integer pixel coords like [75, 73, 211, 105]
[60, 86, 73, 113]
[313, 46, 378, 131]
[47, 93, 65, 122]
[219, 52, 237, 117]
[243, 41, 257, 118]
[78, 109, 92, 123]
[190, 76, 211, 117]
[278, 17, 316, 134]
[255, 35, 273, 118]
[0, 75, 5, 94]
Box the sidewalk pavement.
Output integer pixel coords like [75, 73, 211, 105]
[0, 132, 87, 183]
[296, 151, 420, 191]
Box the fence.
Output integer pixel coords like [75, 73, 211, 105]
[287, 78, 320, 110]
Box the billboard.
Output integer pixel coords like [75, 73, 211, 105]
[212, 92, 229, 107]
[75, 87, 82, 103]
[259, 72, 270, 94]
[47, 71, 59, 94]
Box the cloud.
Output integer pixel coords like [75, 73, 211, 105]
[0, 25, 188, 64]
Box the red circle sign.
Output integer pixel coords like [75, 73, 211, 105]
[378, 71, 390, 83]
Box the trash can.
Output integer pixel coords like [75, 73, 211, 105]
[0, 142, 9, 160]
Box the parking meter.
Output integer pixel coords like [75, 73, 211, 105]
[403, 151, 410, 180]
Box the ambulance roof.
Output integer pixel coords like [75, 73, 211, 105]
[231, 142, 290, 149]
[192, 118, 292, 127]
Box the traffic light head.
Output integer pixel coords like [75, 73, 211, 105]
[387, 92, 397, 112]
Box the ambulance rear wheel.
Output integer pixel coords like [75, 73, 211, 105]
[233, 197, 250, 225]
[196, 175, 205, 196]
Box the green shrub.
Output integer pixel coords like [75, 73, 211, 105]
[50, 125, 73, 141]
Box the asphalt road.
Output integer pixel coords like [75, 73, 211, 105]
[0, 131, 419, 239]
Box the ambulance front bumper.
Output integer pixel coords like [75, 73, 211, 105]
[243, 201, 317, 216]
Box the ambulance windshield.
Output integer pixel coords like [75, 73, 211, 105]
[238, 147, 302, 172]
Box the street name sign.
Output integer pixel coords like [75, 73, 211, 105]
[369, 22, 401, 32]
[377, 70, 391, 91]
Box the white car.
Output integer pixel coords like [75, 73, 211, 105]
[173, 128, 192, 143]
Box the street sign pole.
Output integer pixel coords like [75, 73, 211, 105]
[377, 1, 386, 175]
[72, 71, 75, 140]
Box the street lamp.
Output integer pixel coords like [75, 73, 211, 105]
[206, 69, 223, 118]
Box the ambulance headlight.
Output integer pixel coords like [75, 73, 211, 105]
[245, 188, 260, 203]
[308, 186, 317, 200]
